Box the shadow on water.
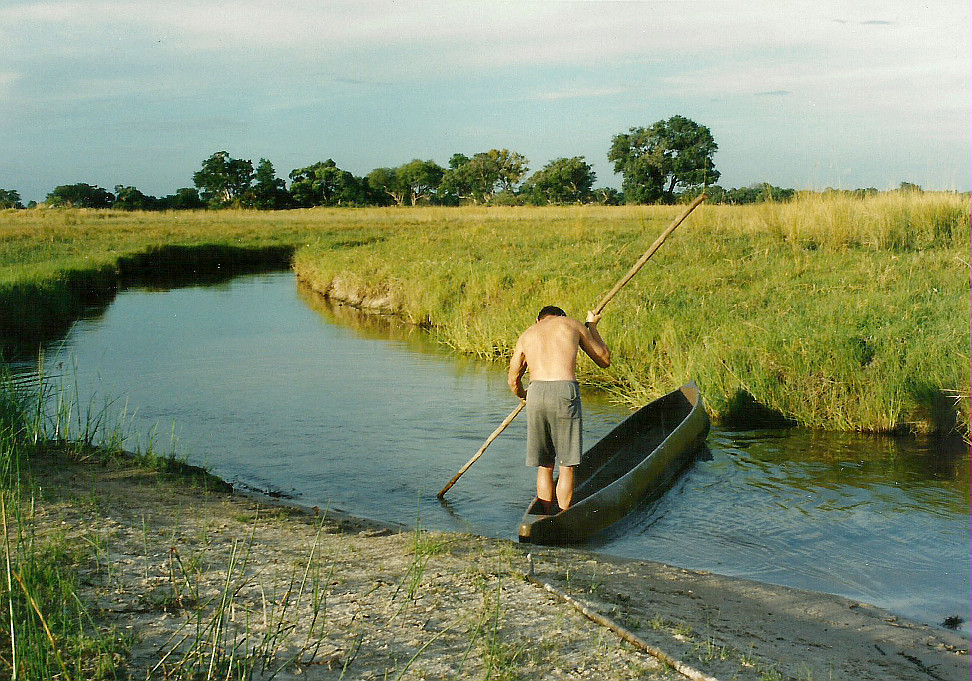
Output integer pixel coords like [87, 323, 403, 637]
[295, 281, 493, 378]
[905, 381, 964, 435]
[720, 389, 798, 429]
[116, 245, 293, 289]
[0, 244, 293, 361]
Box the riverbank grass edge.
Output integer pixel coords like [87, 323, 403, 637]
[292, 194, 970, 435]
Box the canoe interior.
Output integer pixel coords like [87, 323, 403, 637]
[519, 381, 708, 544]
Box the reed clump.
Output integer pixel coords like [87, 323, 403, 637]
[0, 366, 128, 679]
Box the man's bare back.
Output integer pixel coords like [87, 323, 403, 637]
[508, 310, 610, 399]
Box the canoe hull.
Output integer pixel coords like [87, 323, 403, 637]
[518, 381, 709, 545]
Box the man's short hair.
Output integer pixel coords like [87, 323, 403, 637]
[537, 305, 567, 320]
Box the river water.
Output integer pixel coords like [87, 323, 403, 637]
[19, 271, 971, 633]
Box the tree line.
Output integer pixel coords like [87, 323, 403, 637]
[0, 116, 936, 211]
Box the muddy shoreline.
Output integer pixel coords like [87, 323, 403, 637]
[24, 448, 970, 680]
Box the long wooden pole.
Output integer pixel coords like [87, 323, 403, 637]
[437, 401, 525, 498]
[437, 194, 706, 498]
[592, 193, 707, 315]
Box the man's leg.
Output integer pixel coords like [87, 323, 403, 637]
[537, 466, 556, 512]
[556, 465, 576, 510]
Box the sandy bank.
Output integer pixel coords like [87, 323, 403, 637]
[25, 450, 970, 680]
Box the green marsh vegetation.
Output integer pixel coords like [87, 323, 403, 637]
[0, 208, 384, 353]
[0, 363, 251, 679]
[294, 192, 970, 435]
[2, 191, 969, 434]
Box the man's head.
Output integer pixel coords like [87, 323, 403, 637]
[537, 305, 567, 321]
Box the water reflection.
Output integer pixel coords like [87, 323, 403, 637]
[296, 284, 427, 345]
[24, 271, 972, 633]
[726, 429, 970, 513]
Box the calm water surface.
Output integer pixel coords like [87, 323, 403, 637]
[25, 272, 972, 633]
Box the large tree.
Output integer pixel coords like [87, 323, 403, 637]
[491, 148, 529, 194]
[440, 149, 528, 204]
[524, 156, 596, 204]
[608, 115, 719, 204]
[366, 166, 409, 206]
[113, 185, 163, 211]
[162, 188, 206, 210]
[398, 159, 444, 205]
[288, 159, 367, 207]
[193, 151, 254, 207]
[251, 158, 291, 210]
[438, 154, 473, 204]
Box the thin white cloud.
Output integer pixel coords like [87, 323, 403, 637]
[663, 52, 969, 120]
[530, 87, 629, 102]
[0, 3, 939, 54]
[3, 1, 967, 82]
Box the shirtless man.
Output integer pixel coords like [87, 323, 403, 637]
[508, 305, 611, 512]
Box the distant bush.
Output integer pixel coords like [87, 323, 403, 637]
[46, 183, 114, 208]
[0, 188, 24, 209]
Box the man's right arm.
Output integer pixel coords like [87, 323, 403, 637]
[580, 312, 611, 368]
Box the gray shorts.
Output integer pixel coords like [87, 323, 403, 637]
[525, 380, 582, 468]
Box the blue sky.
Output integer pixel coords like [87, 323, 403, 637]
[1, 1, 969, 204]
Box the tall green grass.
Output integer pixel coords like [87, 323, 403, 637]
[293, 193, 970, 434]
[0, 365, 128, 679]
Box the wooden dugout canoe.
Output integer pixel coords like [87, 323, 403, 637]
[518, 381, 710, 545]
